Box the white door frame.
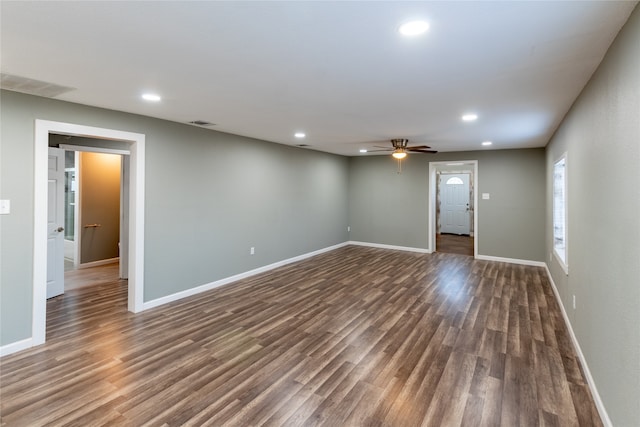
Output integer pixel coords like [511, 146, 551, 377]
[59, 145, 131, 272]
[33, 120, 145, 346]
[428, 160, 478, 257]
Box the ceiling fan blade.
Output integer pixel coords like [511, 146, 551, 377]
[406, 145, 432, 150]
[407, 148, 438, 153]
[367, 148, 393, 152]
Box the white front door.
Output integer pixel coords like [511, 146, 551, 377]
[440, 173, 471, 235]
[47, 148, 65, 298]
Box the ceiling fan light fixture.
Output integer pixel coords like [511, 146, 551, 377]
[392, 150, 407, 159]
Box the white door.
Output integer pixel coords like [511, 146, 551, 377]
[47, 148, 65, 298]
[440, 173, 471, 235]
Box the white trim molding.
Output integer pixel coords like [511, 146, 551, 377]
[58, 144, 130, 156]
[348, 241, 431, 254]
[76, 257, 119, 270]
[475, 254, 546, 267]
[552, 152, 569, 275]
[33, 120, 145, 350]
[142, 242, 350, 311]
[543, 265, 612, 427]
[0, 338, 33, 357]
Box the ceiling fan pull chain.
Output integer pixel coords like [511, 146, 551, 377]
[397, 158, 402, 174]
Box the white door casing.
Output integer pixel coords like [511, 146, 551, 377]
[428, 161, 478, 257]
[440, 173, 471, 235]
[33, 120, 145, 348]
[120, 155, 130, 279]
[47, 148, 65, 298]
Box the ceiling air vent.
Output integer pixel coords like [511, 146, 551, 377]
[188, 120, 215, 126]
[0, 73, 75, 98]
[296, 144, 310, 147]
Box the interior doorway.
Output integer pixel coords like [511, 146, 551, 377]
[33, 120, 145, 347]
[50, 138, 125, 293]
[429, 161, 478, 257]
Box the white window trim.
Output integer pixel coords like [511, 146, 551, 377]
[553, 152, 569, 275]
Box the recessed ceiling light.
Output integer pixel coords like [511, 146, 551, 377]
[359, 149, 368, 153]
[142, 93, 161, 102]
[482, 141, 493, 146]
[399, 20, 430, 36]
[294, 132, 306, 138]
[462, 114, 478, 121]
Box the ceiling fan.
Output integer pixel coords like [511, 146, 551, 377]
[369, 138, 438, 159]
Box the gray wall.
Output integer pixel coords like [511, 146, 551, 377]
[545, 5, 640, 425]
[0, 90, 350, 345]
[348, 148, 546, 261]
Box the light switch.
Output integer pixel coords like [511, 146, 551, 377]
[482, 193, 490, 200]
[0, 199, 10, 214]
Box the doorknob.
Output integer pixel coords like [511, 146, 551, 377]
[56, 226, 64, 232]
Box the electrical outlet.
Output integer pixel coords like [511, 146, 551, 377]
[250, 247, 255, 255]
[347, 226, 351, 232]
[572, 295, 576, 310]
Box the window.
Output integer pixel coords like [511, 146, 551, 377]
[446, 176, 464, 185]
[553, 154, 568, 273]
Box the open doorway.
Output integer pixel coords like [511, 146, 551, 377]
[429, 161, 478, 257]
[50, 136, 126, 292]
[33, 120, 145, 347]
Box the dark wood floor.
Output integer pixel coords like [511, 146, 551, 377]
[64, 262, 120, 291]
[437, 233, 474, 256]
[0, 246, 601, 426]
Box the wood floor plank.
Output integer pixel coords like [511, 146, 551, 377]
[0, 246, 603, 426]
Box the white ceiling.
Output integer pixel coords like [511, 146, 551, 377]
[1, 1, 636, 156]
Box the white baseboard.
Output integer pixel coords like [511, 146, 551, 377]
[543, 264, 612, 427]
[475, 254, 546, 267]
[142, 242, 350, 311]
[348, 241, 431, 254]
[77, 257, 119, 269]
[0, 337, 33, 357]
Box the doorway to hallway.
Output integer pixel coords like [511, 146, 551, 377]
[33, 119, 145, 348]
[52, 142, 125, 297]
[428, 160, 478, 257]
